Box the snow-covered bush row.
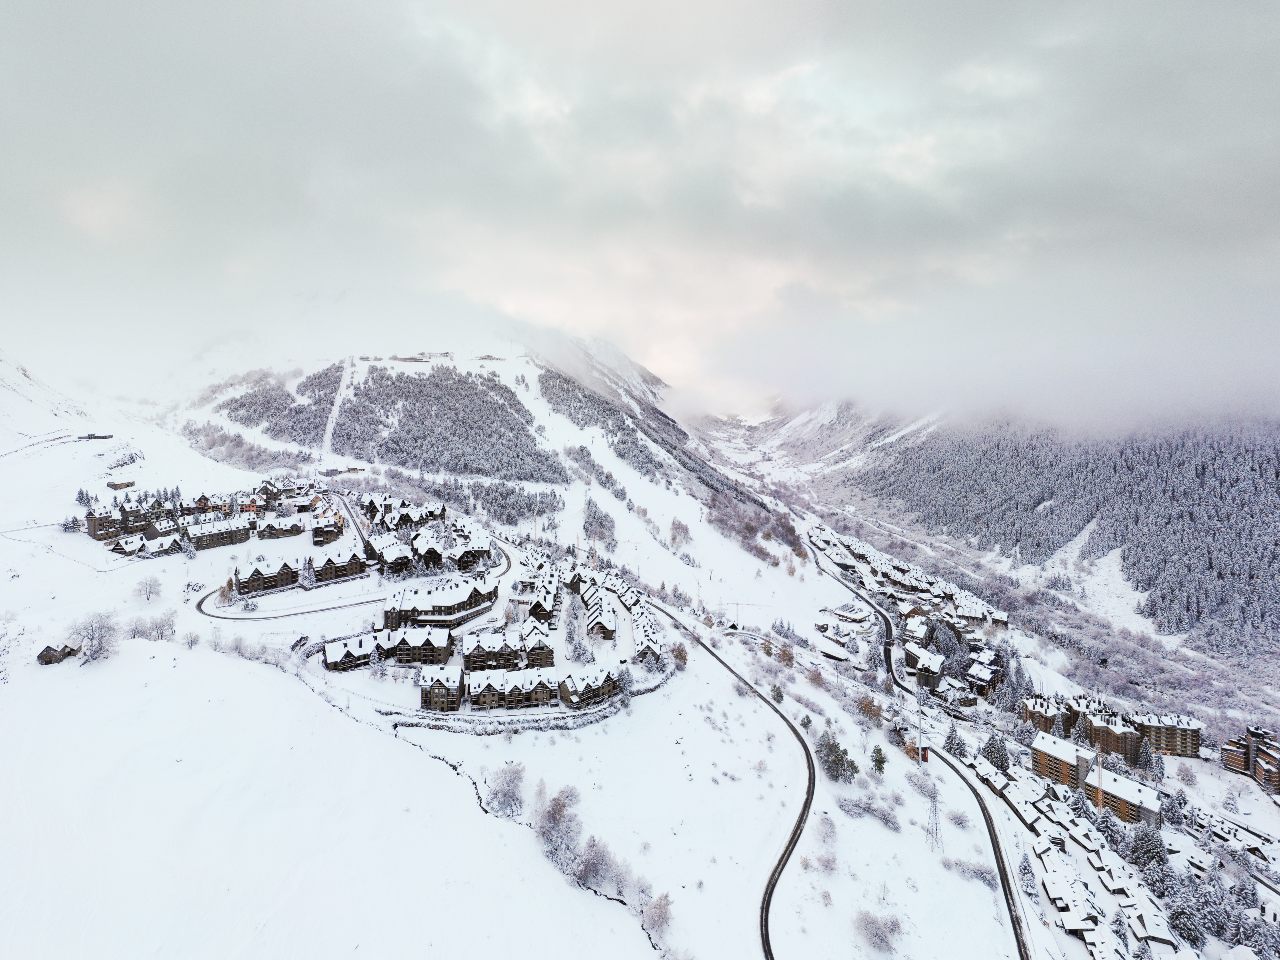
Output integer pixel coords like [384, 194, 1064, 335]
[332, 366, 567, 483]
[182, 422, 314, 471]
[940, 858, 997, 889]
[835, 793, 901, 832]
[857, 420, 1280, 647]
[564, 445, 627, 501]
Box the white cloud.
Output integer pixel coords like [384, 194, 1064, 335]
[1, 0, 1278, 422]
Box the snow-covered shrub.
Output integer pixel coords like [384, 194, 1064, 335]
[642, 892, 673, 936]
[135, 576, 162, 603]
[837, 795, 901, 832]
[576, 834, 620, 891]
[943, 858, 998, 889]
[856, 911, 902, 953]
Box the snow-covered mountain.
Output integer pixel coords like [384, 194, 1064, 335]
[704, 401, 1280, 658]
[0, 349, 90, 449]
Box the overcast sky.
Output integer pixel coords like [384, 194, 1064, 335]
[3, 2, 1277, 422]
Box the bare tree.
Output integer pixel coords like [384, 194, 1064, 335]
[135, 576, 162, 603]
[71, 612, 119, 662]
[487, 762, 526, 819]
[642, 892, 672, 935]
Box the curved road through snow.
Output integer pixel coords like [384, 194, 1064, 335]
[807, 542, 1032, 960]
[652, 605, 815, 960]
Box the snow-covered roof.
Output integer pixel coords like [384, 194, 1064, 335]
[417, 663, 463, 688]
[387, 575, 493, 612]
[903, 641, 943, 674]
[1128, 712, 1204, 731]
[1032, 731, 1087, 765]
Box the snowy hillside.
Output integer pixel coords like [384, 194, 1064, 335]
[5, 335, 1280, 960]
[704, 404, 1280, 669]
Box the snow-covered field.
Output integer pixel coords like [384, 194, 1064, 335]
[0, 639, 657, 960]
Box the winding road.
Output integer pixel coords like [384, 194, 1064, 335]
[807, 541, 1032, 960]
[652, 605, 815, 960]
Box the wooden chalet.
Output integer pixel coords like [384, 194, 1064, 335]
[559, 668, 619, 710]
[465, 669, 560, 710]
[312, 551, 366, 584]
[235, 560, 299, 595]
[383, 577, 498, 630]
[463, 633, 522, 672]
[367, 532, 412, 573]
[525, 635, 554, 668]
[187, 516, 252, 551]
[419, 664, 464, 711]
[468, 673, 505, 710]
[506, 670, 559, 709]
[312, 519, 341, 546]
[85, 508, 121, 541]
[37, 642, 81, 665]
[257, 517, 303, 540]
[378, 627, 454, 666]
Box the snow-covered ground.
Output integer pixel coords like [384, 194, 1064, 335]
[0, 639, 656, 960]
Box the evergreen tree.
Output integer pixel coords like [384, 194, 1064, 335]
[1166, 878, 1207, 949]
[1018, 853, 1037, 897]
[871, 745, 887, 775]
[1013, 720, 1037, 748]
[1071, 720, 1091, 745]
[1234, 878, 1260, 911]
[1069, 788, 1094, 821]
[1150, 752, 1165, 782]
[816, 730, 857, 783]
[1050, 714, 1065, 739]
[1137, 738, 1154, 771]
[1110, 910, 1129, 954]
[980, 734, 1010, 772]
[1096, 809, 1129, 853]
[943, 722, 967, 758]
[1141, 860, 1175, 898]
[1160, 788, 1188, 827]
[1127, 822, 1167, 869]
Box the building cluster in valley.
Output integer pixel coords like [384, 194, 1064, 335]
[1222, 727, 1280, 795]
[232, 493, 496, 598]
[357, 494, 493, 574]
[321, 552, 669, 715]
[812, 530, 1013, 708]
[83, 477, 345, 559]
[1021, 695, 1203, 764]
[963, 721, 1280, 960]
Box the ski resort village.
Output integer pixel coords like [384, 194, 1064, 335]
[2, 343, 1280, 960]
